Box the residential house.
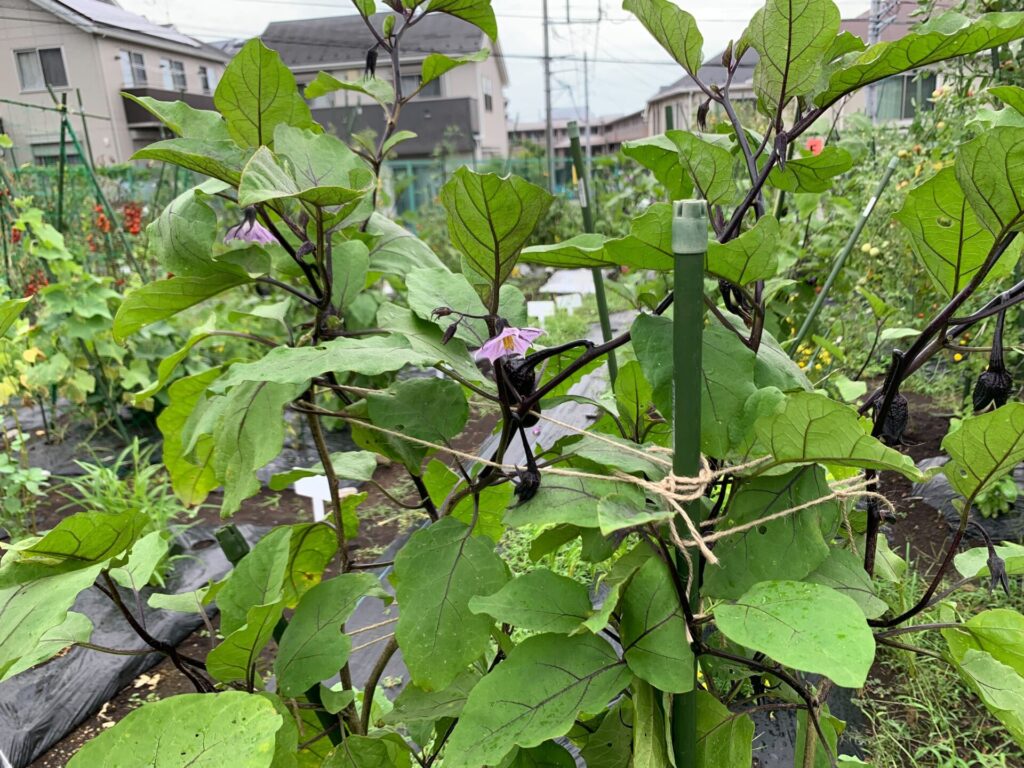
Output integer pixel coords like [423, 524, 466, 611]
[509, 108, 647, 158]
[0, 0, 228, 166]
[260, 12, 510, 162]
[645, 1, 939, 133]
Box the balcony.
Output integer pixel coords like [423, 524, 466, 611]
[122, 87, 216, 127]
[312, 97, 479, 159]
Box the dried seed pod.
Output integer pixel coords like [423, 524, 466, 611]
[697, 98, 711, 132]
[441, 322, 459, 345]
[880, 393, 909, 446]
[973, 307, 1013, 413]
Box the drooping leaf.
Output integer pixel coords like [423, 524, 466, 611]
[620, 136, 693, 201]
[66, 692, 283, 767]
[207, 601, 284, 684]
[632, 679, 671, 767]
[133, 138, 249, 186]
[304, 71, 395, 105]
[520, 233, 612, 269]
[215, 38, 315, 148]
[816, 12, 1024, 108]
[13, 511, 147, 569]
[212, 381, 306, 515]
[706, 215, 780, 285]
[768, 146, 853, 193]
[446, 633, 631, 767]
[391, 517, 507, 691]
[620, 556, 694, 692]
[943, 609, 1024, 678]
[109, 531, 170, 590]
[275, 572, 385, 696]
[604, 202, 675, 271]
[440, 168, 553, 307]
[696, 690, 753, 768]
[0, 297, 31, 337]
[703, 466, 838, 599]
[715, 580, 876, 687]
[754, 391, 922, 478]
[744, 0, 841, 111]
[895, 166, 1019, 297]
[121, 93, 231, 140]
[942, 402, 1024, 500]
[623, 0, 703, 75]
[150, 183, 233, 278]
[955, 126, 1024, 237]
[422, 49, 490, 85]
[806, 547, 888, 619]
[113, 273, 250, 341]
[468, 568, 592, 634]
[1, 611, 92, 681]
[0, 566, 102, 682]
[948, 648, 1024, 746]
[158, 368, 222, 506]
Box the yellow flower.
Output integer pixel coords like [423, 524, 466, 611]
[798, 361, 806, 369]
[953, 352, 964, 362]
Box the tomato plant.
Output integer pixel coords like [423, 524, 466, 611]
[4, 1, 1024, 766]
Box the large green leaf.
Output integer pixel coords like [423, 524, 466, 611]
[806, 547, 888, 619]
[446, 633, 631, 767]
[304, 71, 395, 105]
[503, 475, 645, 530]
[383, 670, 479, 725]
[207, 601, 284, 684]
[121, 93, 230, 140]
[1, 612, 92, 681]
[325, 733, 413, 768]
[426, 0, 497, 37]
[217, 526, 292, 634]
[215, 38, 314, 148]
[375, 303, 488, 386]
[620, 556, 694, 692]
[942, 402, 1024, 500]
[956, 126, 1024, 237]
[943, 609, 1024, 678]
[0, 565, 102, 682]
[391, 517, 507, 690]
[714, 580, 875, 687]
[133, 138, 249, 186]
[949, 648, 1024, 746]
[150, 183, 231, 278]
[422, 49, 491, 86]
[238, 125, 374, 208]
[0, 297, 31, 337]
[406, 267, 491, 342]
[582, 544, 651, 633]
[696, 690, 753, 768]
[214, 335, 432, 391]
[604, 202, 675, 271]
[520, 233, 612, 269]
[703, 466, 837, 599]
[895, 166, 1019, 298]
[109, 531, 170, 590]
[754, 391, 922, 477]
[440, 168, 553, 307]
[365, 213, 446, 275]
[580, 699, 633, 768]
[768, 146, 852, 193]
[213, 381, 305, 515]
[620, 136, 693, 201]
[275, 572, 385, 696]
[668, 130, 736, 205]
[706, 215, 780, 285]
[158, 368, 222, 506]
[955, 542, 1024, 580]
[15, 511, 147, 569]
[623, 0, 703, 74]
[330, 239, 369, 311]
[280, 522, 339, 608]
[816, 12, 1024, 108]
[67, 692, 283, 767]
[633, 679, 671, 767]
[113, 274, 250, 341]
[744, 0, 840, 111]
[468, 568, 592, 634]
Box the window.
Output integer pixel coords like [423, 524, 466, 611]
[400, 74, 440, 98]
[120, 50, 147, 87]
[875, 72, 936, 122]
[31, 142, 79, 166]
[483, 76, 493, 112]
[161, 59, 187, 91]
[199, 66, 211, 94]
[15, 48, 68, 91]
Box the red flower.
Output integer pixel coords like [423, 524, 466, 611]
[805, 137, 824, 156]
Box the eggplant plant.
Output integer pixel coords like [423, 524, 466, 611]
[5, 1, 1024, 766]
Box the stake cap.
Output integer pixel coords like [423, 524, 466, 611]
[672, 199, 709, 256]
[567, 121, 580, 140]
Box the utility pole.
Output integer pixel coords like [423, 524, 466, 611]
[543, 0, 555, 193]
[866, 0, 898, 122]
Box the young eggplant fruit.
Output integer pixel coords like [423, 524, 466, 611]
[973, 307, 1013, 413]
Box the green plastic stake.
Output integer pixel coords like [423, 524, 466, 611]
[791, 156, 900, 354]
[56, 94, 67, 233]
[567, 120, 617, 383]
[214, 524, 250, 566]
[670, 198, 708, 768]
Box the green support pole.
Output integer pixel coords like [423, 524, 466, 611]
[56, 94, 67, 233]
[791, 156, 899, 355]
[567, 121, 617, 382]
[670, 199, 708, 768]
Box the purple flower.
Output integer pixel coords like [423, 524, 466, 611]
[475, 326, 543, 363]
[225, 207, 277, 245]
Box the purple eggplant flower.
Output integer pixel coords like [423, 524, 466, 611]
[475, 326, 543, 363]
[225, 207, 277, 245]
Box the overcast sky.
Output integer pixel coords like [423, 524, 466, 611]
[118, 0, 871, 122]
